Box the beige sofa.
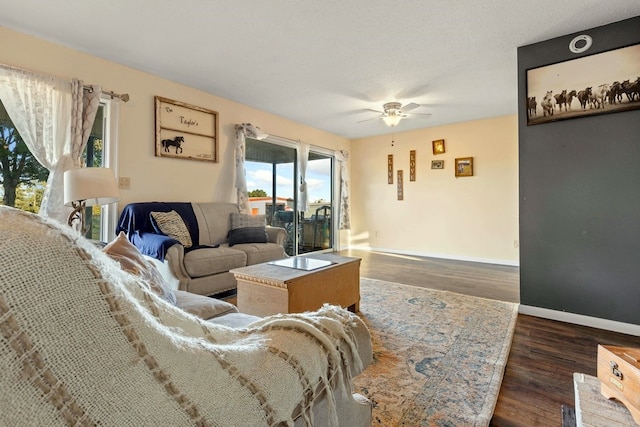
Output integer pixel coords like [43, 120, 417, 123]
[0, 205, 373, 426]
[116, 202, 287, 296]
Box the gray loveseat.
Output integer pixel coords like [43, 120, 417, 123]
[116, 202, 287, 296]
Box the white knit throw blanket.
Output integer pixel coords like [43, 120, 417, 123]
[0, 207, 363, 426]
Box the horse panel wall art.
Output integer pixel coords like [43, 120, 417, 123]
[154, 96, 219, 162]
[526, 43, 640, 126]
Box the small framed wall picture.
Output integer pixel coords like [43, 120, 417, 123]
[455, 157, 473, 177]
[432, 139, 445, 155]
[431, 160, 444, 169]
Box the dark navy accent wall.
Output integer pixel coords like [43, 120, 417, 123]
[518, 16, 640, 325]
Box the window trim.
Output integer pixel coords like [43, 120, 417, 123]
[99, 97, 120, 242]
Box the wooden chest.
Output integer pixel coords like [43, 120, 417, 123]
[597, 344, 640, 425]
[232, 254, 361, 317]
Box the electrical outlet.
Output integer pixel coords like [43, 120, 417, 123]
[118, 177, 131, 190]
[513, 239, 519, 249]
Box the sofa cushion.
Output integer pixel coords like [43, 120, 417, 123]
[231, 242, 286, 265]
[230, 212, 266, 229]
[227, 226, 269, 246]
[174, 290, 238, 319]
[192, 203, 240, 245]
[102, 232, 177, 305]
[150, 210, 193, 248]
[183, 246, 247, 278]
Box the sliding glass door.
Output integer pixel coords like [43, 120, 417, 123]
[245, 137, 334, 256]
[299, 151, 332, 254]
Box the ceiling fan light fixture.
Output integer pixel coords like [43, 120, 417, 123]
[382, 114, 402, 127]
[357, 101, 428, 127]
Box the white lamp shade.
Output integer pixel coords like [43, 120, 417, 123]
[64, 168, 121, 207]
[382, 114, 402, 127]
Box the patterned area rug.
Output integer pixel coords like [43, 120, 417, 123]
[354, 278, 518, 426]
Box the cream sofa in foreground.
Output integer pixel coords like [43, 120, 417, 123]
[0, 206, 373, 426]
[116, 202, 287, 296]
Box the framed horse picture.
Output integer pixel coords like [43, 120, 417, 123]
[526, 42, 640, 126]
[155, 96, 219, 162]
[455, 157, 473, 177]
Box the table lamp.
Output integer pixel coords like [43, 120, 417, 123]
[63, 167, 121, 234]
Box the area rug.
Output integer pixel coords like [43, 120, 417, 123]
[354, 277, 518, 426]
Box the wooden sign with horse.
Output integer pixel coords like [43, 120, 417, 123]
[154, 96, 218, 162]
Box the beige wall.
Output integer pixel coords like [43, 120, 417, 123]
[0, 28, 349, 204]
[0, 27, 351, 246]
[350, 115, 519, 265]
[1, 27, 519, 263]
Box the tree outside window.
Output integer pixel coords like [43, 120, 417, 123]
[0, 100, 49, 211]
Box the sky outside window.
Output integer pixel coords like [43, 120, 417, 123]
[245, 158, 331, 202]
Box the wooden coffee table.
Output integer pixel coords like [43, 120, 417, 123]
[230, 253, 361, 317]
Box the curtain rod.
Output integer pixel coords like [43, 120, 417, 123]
[0, 63, 130, 102]
[83, 86, 129, 102]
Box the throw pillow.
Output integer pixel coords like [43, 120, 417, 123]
[173, 290, 237, 320]
[150, 210, 193, 248]
[230, 212, 266, 229]
[102, 232, 177, 306]
[227, 226, 269, 246]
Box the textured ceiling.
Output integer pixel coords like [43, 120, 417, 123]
[1, 1, 639, 139]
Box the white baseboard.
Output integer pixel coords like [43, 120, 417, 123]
[347, 245, 519, 267]
[519, 305, 640, 336]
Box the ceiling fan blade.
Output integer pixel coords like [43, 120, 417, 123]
[400, 102, 420, 113]
[356, 116, 383, 123]
[363, 108, 384, 114]
[406, 112, 432, 118]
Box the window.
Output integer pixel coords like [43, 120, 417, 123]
[245, 136, 334, 256]
[0, 97, 119, 241]
[82, 99, 119, 242]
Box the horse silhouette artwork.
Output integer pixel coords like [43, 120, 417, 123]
[554, 90, 568, 111]
[527, 97, 537, 117]
[590, 84, 610, 109]
[566, 90, 578, 109]
[541, 91, 555, 117]
[621, 78, 640, 102]
[162, 136, 184, 154]
[609, 81, 624, 104]
[577, 87, 592, 110]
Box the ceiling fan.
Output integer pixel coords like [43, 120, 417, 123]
[357, 102, 432, 127]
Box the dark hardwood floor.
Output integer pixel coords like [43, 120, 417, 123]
[338, 249, 640, 427]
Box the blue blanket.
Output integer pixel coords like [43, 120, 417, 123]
[116, 202, 200, 261]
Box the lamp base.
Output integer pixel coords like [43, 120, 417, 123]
[67, 200, 87, 235]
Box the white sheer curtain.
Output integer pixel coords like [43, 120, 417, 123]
[0, 67, 102, 224]
[0, 65, 73, 223]
[234, 123, 267, 214]
[297, 141, 310, 213]
[335, 150, 351, 230]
